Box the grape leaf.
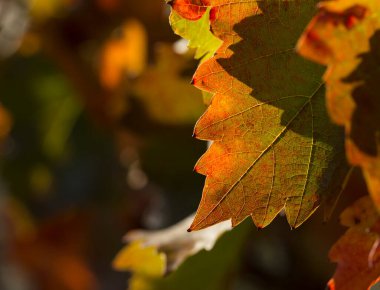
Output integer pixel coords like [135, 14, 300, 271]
[297, 0, 380, 212]
[327, 196, 380, 290]
[169, 0, 349, 230]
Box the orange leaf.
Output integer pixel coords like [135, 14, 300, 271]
[169, 0, 349, 231]
[100, 19, 147, 90]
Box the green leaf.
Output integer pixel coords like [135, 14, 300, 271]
[169, 7, 222, 61]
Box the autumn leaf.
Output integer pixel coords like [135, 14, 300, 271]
[169, 0, 349, 230]
[297, 0, 380, 212]
[169, 7, 221, 61]
[168, 4, 221, 104]
[327, 196, 380, 290]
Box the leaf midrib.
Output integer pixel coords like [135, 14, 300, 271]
[192, 83, 323, 229]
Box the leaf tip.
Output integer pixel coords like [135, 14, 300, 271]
[327, 279, 335, 290]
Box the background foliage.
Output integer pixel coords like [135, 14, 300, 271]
[0, 0, 376, 290]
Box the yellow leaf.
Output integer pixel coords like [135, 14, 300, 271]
[113, 242, 166, 290]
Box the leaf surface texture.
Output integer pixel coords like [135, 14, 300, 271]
[170, 0, 349, 230]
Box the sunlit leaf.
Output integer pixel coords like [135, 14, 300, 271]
[169, 0, 349, 231]
[297, 0, 380, 212]
[168, 5, 221, 104]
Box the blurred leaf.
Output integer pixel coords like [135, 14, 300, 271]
[0, 105, 12, 141]
[297, 0, 380, 211]
[100, 19, 147, 90]
[132, 44, 205, 124]
[327, 196, 380, 290]
[114, 216, 249, 290]
[30, 0, 72, 21]
[147, 219, 250, 290]
[113, 242, 166, 290]
[121, 213, 232, 273]
[4, 200, 97, 290]
[113, 241, 166, 275]
[33, 73, 82, 159]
